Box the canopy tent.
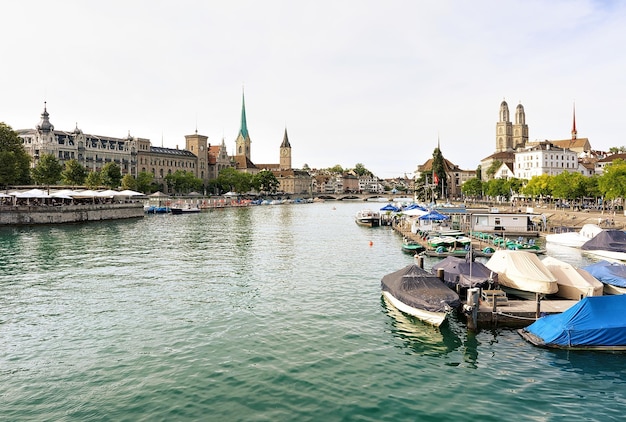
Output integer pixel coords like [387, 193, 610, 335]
[380, 204, 400, 212]
[149, 191, 170, 198]
[419, 211, 450, 221]
[14, 189, 51, 198]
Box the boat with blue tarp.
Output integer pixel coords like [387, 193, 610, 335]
[518, 295, 626, 350]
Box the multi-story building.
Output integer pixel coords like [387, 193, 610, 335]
[514, 141, 579, 179]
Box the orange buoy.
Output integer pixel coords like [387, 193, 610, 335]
[369, 241, 373, 247]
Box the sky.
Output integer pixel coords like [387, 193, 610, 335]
[2, 0, 626, 178]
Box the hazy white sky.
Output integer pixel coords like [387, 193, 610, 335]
[2, 0, 625, 178]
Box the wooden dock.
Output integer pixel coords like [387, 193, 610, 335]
[472, 297, 577, 328]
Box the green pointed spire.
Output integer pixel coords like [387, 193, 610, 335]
[239, 92, 249, 139]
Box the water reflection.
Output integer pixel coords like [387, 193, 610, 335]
[381, 295, 462, 357]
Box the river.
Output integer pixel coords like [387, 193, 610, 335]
[1, 202, 625, 421]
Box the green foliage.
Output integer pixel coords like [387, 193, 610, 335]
[100, 162, 122, 189]
[0, 122, 31, 186]
[485, 160, 502, 179]
[551, 171, 586, 200]
[461, 178, 483, 197]
[121, 174, 137, 190]
[85, 171, 102, 189]
[598, 159, 626, 200]
[353, 163, 372, 177]
[484, 178, 509, 199]
[164, 170, 203, 194]
[431, 147, 448, 199]
[135, 171, 154, 193]
[253, 170, 280, 194]
[522, 174, 553, 198]
[31, 153, 63, 187]
[327, 165, 344, 174]
[475, 165, 482, 180]
[61, 159, 88, 186]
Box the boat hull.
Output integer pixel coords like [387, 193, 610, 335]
[382, 291, 447, 327]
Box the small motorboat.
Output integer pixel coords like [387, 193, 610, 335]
[541, 256, 603, 300]
[381, 264, 460, 327]
[485, 250, 558, 296]
[355, 209, 381, 227]
[581, 229, 626, 261]
[519, 295, 626, 350]
[401, 237, 425, 255]
[431, 256, 497, 293]
[582, 260, 626, 295]
[545, 224, 603, 248]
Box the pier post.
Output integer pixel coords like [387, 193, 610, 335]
[466, 288, 480, 332]
[535, 292, 541, 319]
[415, 255, 424, 268]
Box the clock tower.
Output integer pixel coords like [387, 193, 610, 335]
[279, 127, 292, 170]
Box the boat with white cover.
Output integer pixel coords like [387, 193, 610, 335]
[541, 256, 603, 300]
[485, 250, 558, 296]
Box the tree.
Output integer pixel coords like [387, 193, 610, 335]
[165, 170, 203, 194]
[522, 174, 553, 199]
[31, 153, 63, 189]
[216, 167, 253, 194]
[61, 159, 88, 186]
[121, 174, 137, 190]
[253, 170, 280, 194]
[475, 165, 482, 181]
[85, 171, 102, 189]
[0, 122, 31, 186]
[328, 165, 344, 174]
[551, 171, 586, 201]
[431, 147, 446, 198]
[598, 159, 626, 203]
[353, 163, 372, 177]
[100, 162, 122, 189]
[461, 178, 483, 198]
[485, 160, 502, 179]
[135, 171, 155, 193]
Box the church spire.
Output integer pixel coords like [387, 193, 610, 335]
[571, 103, 577, 140]
[239, 90, 249, 139]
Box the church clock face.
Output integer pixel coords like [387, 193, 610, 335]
[281, 149, 288, 157]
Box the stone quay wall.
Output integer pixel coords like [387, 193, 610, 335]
[0, 203, 145, 225]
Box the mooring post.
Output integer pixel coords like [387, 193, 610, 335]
[436, 268, 445, 281]
[466, 288, 480, 332]
[415, 255, 424, 268]
[535, 292, 541, 319]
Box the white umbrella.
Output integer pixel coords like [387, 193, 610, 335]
[0, 192, 11, 198]
[118, 189, 144, 196]
[97, 189, 120, 197]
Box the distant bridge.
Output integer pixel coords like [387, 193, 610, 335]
[314, 193, 412, 201]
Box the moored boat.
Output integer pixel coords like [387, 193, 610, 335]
[381, 264, 460, 327]
[355, 209, 381, 227]
[541, 256, 603, 300]
[518, 295, 626, 350]
[545, 224, 603, 248]
[485, 250, 558, 296]
[582, 260, 626, 295]
[401, 237, 425, 255]
[431, 256, 497, 293]
[581, 229, 626, 261]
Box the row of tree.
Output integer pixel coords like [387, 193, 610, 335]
[460, 160, 626, 205]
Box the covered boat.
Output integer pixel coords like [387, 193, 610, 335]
[485, 250, 558, 296]
[582, 260, 626, 295]
[581, 229, 626, 261]
[541, 256, 603, 300]
[518, 295, 626, 350]
[381, 264, 460, 326]
[430, 256, 497, 292]
[545, 224, 603, 248]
